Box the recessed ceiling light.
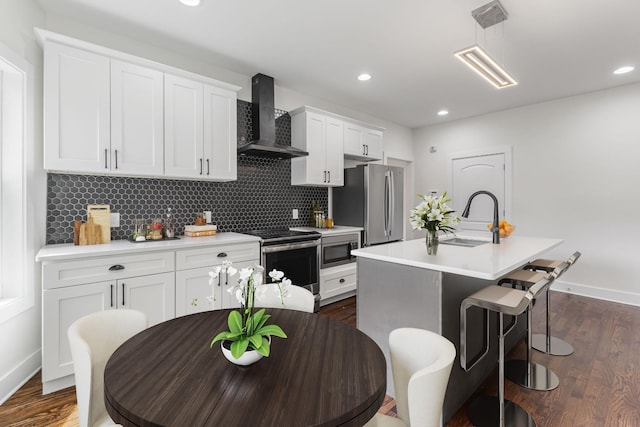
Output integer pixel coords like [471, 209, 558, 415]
[357, 73, 371, 81]
[437, 110, 449, 116]
[613, 66, 634, 75]
[179, 0, 201, 6]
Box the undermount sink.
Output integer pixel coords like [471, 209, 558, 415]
[440, 237, 490, 247]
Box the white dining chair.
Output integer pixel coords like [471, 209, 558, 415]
[67, 309, 148, 427]
[365, 328, 456, 427]
[255, 283, 315, 313]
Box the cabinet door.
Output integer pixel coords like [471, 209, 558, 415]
[164, 74, 204, 178]
[324, 117, 344, 187]
[203, 84, 237, 181]
[111, 60, 164, 176]
[42, 282, 112, 382]
[363, 128, 383, 161]
[175, 261, 253, 317]
[119, 272, 175, 326]
[343, 122, 365, 158]
[43, 42, 110, 173]
[291, 111, 326, 186]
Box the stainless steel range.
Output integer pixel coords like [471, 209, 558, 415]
[243, 229, 321, 312]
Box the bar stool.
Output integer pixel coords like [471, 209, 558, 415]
[524, 251, 581, 356]
[460, 276, 551, 427]
[497, 264, 568, 392]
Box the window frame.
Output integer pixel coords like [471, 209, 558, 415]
[0, 41, 34, 324]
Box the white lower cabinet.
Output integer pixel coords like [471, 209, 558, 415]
[39, 239, 260, 393]
[41, 272, 174, 389]
[40, 250, 175, 393]
[175, 242, 260, 316]
[319, 264, 357, 304]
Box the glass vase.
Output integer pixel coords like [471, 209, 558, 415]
[426, 229, 439, 255]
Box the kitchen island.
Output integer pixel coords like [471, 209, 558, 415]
[352, 234, 563, 423]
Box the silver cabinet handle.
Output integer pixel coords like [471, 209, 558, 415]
[115, 149, 118, 169]
[122, 283, 125, 306]
[362, 144, 366, 156]
[105, 149, 108, 169]
[327, 170, 330, 183]
[200, 158, 203, 175]
[206, 159, 210, 175]
[323, 171, 327, 182]
[110, 284, 114, 307]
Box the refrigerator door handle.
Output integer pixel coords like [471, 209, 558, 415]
[383, 171, 389, 236]
[388, 170, 394, 237]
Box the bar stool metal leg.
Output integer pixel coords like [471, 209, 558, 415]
[467, 314, 537, 427]
[505, 298, 559, 391]
[531, 289, 574, 356]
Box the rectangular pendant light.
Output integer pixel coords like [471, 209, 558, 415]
[454, 44, 517, 89]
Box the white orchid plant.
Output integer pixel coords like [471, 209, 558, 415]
[209, 261, 289, 359]
[409, 192, 461, 233]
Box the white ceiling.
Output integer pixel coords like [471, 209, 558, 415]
[36, 0, 640, 128]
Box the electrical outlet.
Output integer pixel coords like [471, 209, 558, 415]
[110, 212, 120, 227]
[292, 209, 299, 219]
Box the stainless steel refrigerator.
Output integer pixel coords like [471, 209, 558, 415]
[332, 164, 404, 246]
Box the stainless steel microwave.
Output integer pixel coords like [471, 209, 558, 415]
[321, 232, 359, 269]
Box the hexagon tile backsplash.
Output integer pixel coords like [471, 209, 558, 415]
[45, 101, 328, 244]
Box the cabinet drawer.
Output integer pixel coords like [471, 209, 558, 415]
[176, 242, 260, 270]
[320, 265, 357, 300]
[42, 251, 175, 290]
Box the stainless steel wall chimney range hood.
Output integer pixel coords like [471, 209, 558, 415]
[237, 73, 308, 159]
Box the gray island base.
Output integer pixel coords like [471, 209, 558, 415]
[353, 235, 563, 423]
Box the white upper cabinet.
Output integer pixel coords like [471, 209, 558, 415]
[203, 84, 237, 181]
[37, 28, 240, 180]
[164, 74, 204, 178]
[343, 121, 384, 161]
[43, 42, 111, 173]
[290, 107, 344, 187]
[164, 75, 237, 181]
[110, 60, 164, 176]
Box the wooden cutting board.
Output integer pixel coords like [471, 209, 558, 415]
[87, 204, 111, 243]
[79, 215, 102, 245]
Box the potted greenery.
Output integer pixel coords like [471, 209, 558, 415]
[209, 262, 289, 365]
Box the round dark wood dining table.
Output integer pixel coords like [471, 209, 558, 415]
[104, 309, 387, 426]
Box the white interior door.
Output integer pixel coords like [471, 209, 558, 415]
[452, 151, 508, 232]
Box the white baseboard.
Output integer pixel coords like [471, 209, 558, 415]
[552, 280, 640, 307]
[0, 350, 41, 405]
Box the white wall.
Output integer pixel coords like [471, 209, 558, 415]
[0, 0, 46, 404]
[413, 82, 640, 304]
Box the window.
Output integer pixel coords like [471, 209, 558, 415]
[0, 42, 33, 323]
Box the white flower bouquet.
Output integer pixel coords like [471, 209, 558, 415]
[409, 192, 461, 233]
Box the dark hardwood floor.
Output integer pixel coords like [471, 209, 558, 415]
[1, 292, 639, 426]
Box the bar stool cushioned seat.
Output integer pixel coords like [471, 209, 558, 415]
[365, 328, 456, 427]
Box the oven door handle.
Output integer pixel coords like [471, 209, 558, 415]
[262, 240, 319, 253]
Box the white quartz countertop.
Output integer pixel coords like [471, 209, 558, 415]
[36, 232, 261, 262]
[290, 226, 363, 236]
[351, 234, 563, 280]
